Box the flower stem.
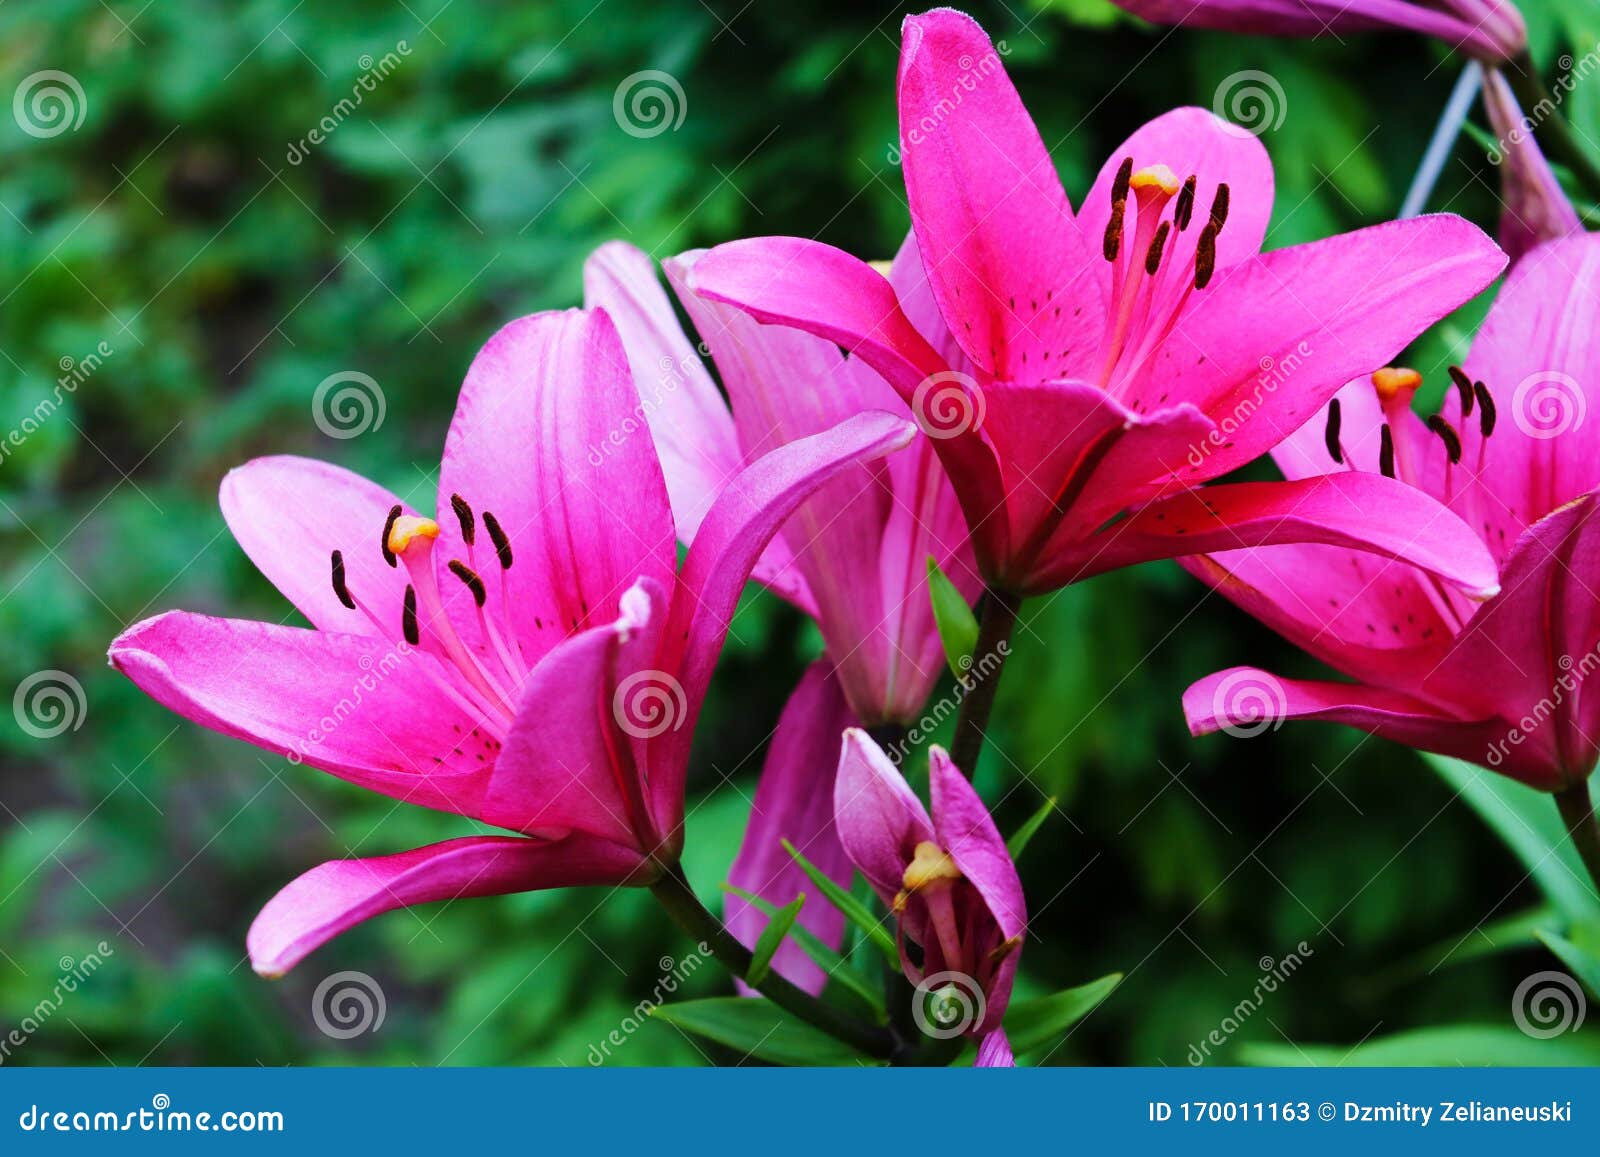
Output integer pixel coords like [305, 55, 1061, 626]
[647, 861, 895, 1060]
[1504, 54, 1600, 201]
[1554, 783, 1600, 896]
[1401, 61, 1482, 218]
[949, 586, 1021, 772]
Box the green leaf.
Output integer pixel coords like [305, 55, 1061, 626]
[783, 839, 899, 965]
[927, 556, 979, 678]
[1007, 796, 1057, 860]
[1240, 1025, 1600, 1067]
[1002, 973, 1122, 1055]
[648, 997, 877, 1067]
[745, 894, 804, 987]
[721, 885, 884, 1015]
[1372, 904, 1562, 991]
[1425, 755, 1600, 924]
[1537, 929, 1600, 1000]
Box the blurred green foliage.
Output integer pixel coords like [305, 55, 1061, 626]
[2, 0, 1598, 1066]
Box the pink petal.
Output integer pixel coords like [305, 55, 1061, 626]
[219, 456, 422, 640]
[1448, 233, 1600, 558]
[928, 747, 1026, 944]
[975, 1028, 1015, 1067]
[1033, 472, 1501, 595]
[650, 412, 917, 823]
[1078, 107, 1273, 282]
[435, 310, 677, 664]
[108, 612, 492, 817]
[486, 579, 666, 846]
[898, 9, 1105, 382]
[247, 833, 644, 977]
[1148, 215, 1507, 484]
[582, 242, 745, 548]
[832, 728, 933, 903]
[726, 663, 857, 995]
[1183, 666, 1560, 788]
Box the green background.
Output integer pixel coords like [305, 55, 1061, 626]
[2, 0, 1598, 1066]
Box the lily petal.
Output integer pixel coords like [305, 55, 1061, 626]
[1032, 471, 1501, 596]
[247, 833, 644, 977]
[108, 612, 492, 817]
[726, 663, 856, 995]
[898, 8, 1105, 381]
[1149, 215, 1507, 483]
[833, 728, 933, 902]
[975, 1028, 1016, 1068]
[651, 412, 917, 825]
[435, 309, 676, 663]
[582, 242, 745, 547]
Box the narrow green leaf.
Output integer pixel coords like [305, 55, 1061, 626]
[1369, 904, 1561, 993]
[648, 997, 877, 1066]
[721, 884, 884, 1014]
[783, 839, 898, 965]
[1425, 755, 1600, 924]
[927, 555, 979, 677]
[1003, 973, 1122, 1055]
[746, 894, 804, 987]
[1240, 1025, 1600, 1067]
[1537, 929, 1600, 1001]
[1007, 796, 1057, 860]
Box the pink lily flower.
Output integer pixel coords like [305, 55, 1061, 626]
[107, 308, 914, 977]
[1109, 0, 1527, 62]
[1481, 70, 1584, 262]
[1185, 234, 1600, 790]
[584, 240, 979, 993]
[690, 8, 1508, 599]
[835, 729, 1025, 1065]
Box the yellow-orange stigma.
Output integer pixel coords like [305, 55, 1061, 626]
[902, 841, 962, 893]
[1371, 366, 1422, 403]
[1129, 164, 1180, 196]
[387, 515, 440, 558]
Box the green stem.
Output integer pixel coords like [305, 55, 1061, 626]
[647, 861, 895, 1060]
[1554, 783, 1600, 896]
[1504, 54, 1600, 201]
[949, 587, 1021, 772]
